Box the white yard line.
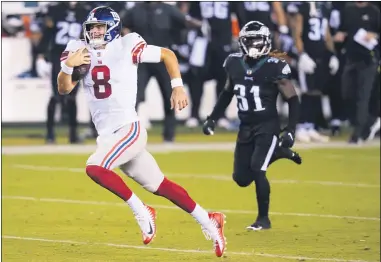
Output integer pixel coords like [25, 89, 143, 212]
[2, 195, 379, 221]
[2, 141, 380, 155]
[11, 164, 381, 189]
[1, 235, 376, 262]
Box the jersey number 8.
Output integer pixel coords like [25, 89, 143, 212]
[234, 84, 265, 112]
[91, 65, 112, 99]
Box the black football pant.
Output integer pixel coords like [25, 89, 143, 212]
[188, 42, 231, 120]
[233, 132, 279, 218]
[341, 58, 379, 139]
[47, 56, 79, 143]
[326, 53, 347, 123]
[136, 63, 175, 142]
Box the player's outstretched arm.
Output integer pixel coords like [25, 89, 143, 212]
[276, 78, 300, 147]
[57, 48, 90, 95]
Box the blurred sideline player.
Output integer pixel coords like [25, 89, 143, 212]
[203, 21, 302, 230]
[37, 2, 88, 143]
[186, 2, 244, 129]
[288, 2, 339, 143]
[57, 6, 226, 257]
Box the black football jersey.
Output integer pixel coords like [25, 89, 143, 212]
[236, 2, 276, 32]
[189, 1, 238, 45]
[223, 53, 291, 125]
[287, 2, 331, 58]
[43, 3, 88, 56]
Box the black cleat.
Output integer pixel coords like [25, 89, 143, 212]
[277, 146, 302, 165]
[246, 216, 271, 231]
[290, 150, 302, 165]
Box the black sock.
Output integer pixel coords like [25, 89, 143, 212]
[67, 98, 78, 142]
[254, 171, 270, 218]
[46, 96, 57, 139]
[300, 94, 315, 125]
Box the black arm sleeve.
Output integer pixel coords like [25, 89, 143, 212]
[285, 96, 300, 133]
[209, 76, 234, 120]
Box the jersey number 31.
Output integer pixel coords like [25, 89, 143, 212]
[91, 65, 112, 99]
[234, 84, 265, 112]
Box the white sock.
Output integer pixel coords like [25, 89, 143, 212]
[191, 204, 213, 229]
[126, 193, 145, 215]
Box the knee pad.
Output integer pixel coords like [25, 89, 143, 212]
[233, 172, 253, 187]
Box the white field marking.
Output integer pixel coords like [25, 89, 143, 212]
[2, 195, 380, 221]
[11, 164, 381, 189]
[2, 140, 380, 155]
[1, 236, 377, 262]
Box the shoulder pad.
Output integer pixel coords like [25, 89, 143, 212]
[223, 53, 243, 68]
[122, 32, 147, 52]
[65, 39, 86, 52]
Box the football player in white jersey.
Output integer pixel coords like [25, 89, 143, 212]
[57, 6, 226, 257]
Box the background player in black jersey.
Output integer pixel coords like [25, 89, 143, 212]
[236, 1, 289, 49]
[288, 2, 339, 143]
[186, 2, 244, 129]
[36, 2, 88, 144]
[203, 21, 302, 230]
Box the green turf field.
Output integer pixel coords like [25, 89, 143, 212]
[2, 145, 380, 262]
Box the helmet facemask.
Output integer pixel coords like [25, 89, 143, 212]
[84, 22, 108, 48]
[240, 35, 271, 59]
[238, 21, 272, 59]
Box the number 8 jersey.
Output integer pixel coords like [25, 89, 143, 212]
[223, 53, 291, 128]
[61, 33, 149, 136]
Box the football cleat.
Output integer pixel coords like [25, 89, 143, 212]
[202, 212, 227, 257]
[246, 216, 271, 231]
[134, 205, 157, 245]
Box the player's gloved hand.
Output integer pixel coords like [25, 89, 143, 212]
[329, 55, 339, 75]
[298, 53, 316, 74]
[202, 116, 216, 135]
[279, 129, 295, 148]
[65, 47, 91, 67]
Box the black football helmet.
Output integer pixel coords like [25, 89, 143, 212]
[238, 21, 272, 59]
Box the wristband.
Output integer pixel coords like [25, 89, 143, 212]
[61, 62, 73, 75]
[171, 78, 183, 88]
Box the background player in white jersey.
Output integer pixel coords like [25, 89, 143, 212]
[57, 6, 226, 257]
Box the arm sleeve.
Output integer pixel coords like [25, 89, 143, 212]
[209, 56, 235, 120]
[209, 76, 235, 121]
[122, 33, 148, 64]
[140, 45, 162, 63]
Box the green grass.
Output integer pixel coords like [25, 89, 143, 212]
[2, 148, 380, 262]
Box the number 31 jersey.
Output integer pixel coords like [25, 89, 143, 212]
[61, 33, 147, 136]
[223, 53, 291, 126]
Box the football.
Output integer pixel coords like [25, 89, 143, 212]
[72, 48, 90, 82]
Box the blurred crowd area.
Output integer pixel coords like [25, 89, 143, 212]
[1, 1, 380, 143]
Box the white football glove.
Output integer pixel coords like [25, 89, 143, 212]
[329, 55, 339, 75]
[298, 53, 316, 74]
[36, 57, 52, 78]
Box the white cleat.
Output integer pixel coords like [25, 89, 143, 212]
[201, 212, 227, 257]
[185, 117, 199, 128]
[134, 205, 157, 245]
[296, 128, 311, 143]
[307, 129, 330, 142]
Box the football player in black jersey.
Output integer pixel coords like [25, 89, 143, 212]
[236, 2, 289, 46]
[203, 21, 302, 230]
[287, 2, 339, 143]
[186, 2, 244, 129]
[37, 2, 88, 143]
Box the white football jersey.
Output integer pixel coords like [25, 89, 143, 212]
[62, 33, 148, 136]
